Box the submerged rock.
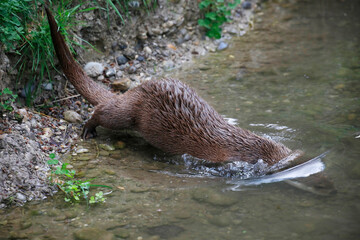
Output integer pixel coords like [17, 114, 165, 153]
[74, 228, 114, 240]
[146, 225, 184, 239]
[192, 189, 237, 207]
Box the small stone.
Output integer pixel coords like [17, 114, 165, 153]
[242, 1, 252, 10]
[111, 78, 131, 91]
[116, 70, 123, 78]
[162, 60, 175, 71]
[84, 62, 104, 77]
[144, 46, 152, 54]
[74, 228, 114, 240]
[99, 143, 115, 151]
[114, 229, 130, 239]
[99, 150, 110, 156]
[184, 33, 191, 41]
[76, 148, 89, 154]
[104, 169, 116, 175]
[105, 68, 116, 77]
[119, 42, 128, 50]
[192, 189, 237, 207]
[128, 66, 137, 74]
[97, 75, 105, 81]
[64, 110, 82, 123]
[137, 56, 145, 62]
[208, 213, 232, 227]
[111, 41, 118, 51]
[116, 55, 128, 65]
[16, 192, 27, 202]
[114, 141, 126, 149]
[217, 41, 229, 51]
[130, 187, 149, 193]
[42, 82, 53, 91]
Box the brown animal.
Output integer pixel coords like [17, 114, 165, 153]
[45, 7, 300, 165]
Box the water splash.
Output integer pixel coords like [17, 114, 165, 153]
[227, 151, 328, 191]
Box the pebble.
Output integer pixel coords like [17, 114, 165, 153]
[217, 41, 229, 51]
[162, 60, 175, 71]
[192, 189, 237, 207]
[105, 68, 116, 77]
[128, 65, 137, 74]
[99, 143, 115, 151]
[116, 55, 129, 65]
[137, 56, 145, 62]
[114, 141, 126, 149]
[73, 228, 114, 240]
[111, 78, 131, 91]
[84, 62, 104, 77]
[16, 192, 27, 202]
[144, 46, 152, 54]
[242, 1, 252, 10]
[42, 82, 53, 91]
[63, 110, 82, 123]
[113, 229, 130, 239]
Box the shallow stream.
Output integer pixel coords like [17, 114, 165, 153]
[1, 0, 359, 239]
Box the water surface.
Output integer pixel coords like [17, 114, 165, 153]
[1, 1, 359, 239]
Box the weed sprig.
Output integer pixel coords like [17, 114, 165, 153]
[47, 153, 111, 205]
[198, 0, 241, 39]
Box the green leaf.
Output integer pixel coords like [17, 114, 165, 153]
[205, 12, 217, 20]
[47, 159, 59, 165]
[2, 88, 12, 94]
[199, 0, 212, 9]
[49, 153, 56, 159]
[198, 18, 211, 29]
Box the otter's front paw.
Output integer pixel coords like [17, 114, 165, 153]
[81, 127, 97, 139]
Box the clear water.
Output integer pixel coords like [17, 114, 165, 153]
[1, 1, 359, 239]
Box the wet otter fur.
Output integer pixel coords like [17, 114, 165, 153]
[45, 7, 300, 165]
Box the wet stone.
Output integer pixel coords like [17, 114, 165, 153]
[113, 228, 130, 238]
[99, 150, 110, 156]
[104, 169, 116, 175]
[192, 189, 237, 207]
[99, 143, 115, 151]
[74, 228, 114, 240]
[130, 186, 150, 193]
[208, 213, 232, 227]
[146, 225, 184, 239]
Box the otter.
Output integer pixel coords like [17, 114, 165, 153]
[45, 7, 301, 165]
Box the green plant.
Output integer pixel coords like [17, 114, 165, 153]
[47, 153, 111, 204]
[198, 0, 241, 39]
[0, 88, 18, 112]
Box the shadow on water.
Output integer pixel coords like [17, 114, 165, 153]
[1, 0, 360, 239]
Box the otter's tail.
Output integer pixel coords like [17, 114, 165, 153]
[45, 6, 115, 106]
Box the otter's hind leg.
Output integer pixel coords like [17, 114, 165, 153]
[81, 114, 99, 139]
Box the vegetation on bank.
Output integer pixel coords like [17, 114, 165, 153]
[0, 0, 242, 105]
[47, 153, 111, 205]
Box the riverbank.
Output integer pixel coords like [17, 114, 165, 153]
[0, 0, 257, 207]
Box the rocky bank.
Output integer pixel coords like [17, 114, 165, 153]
[0, 0, 258, 207]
